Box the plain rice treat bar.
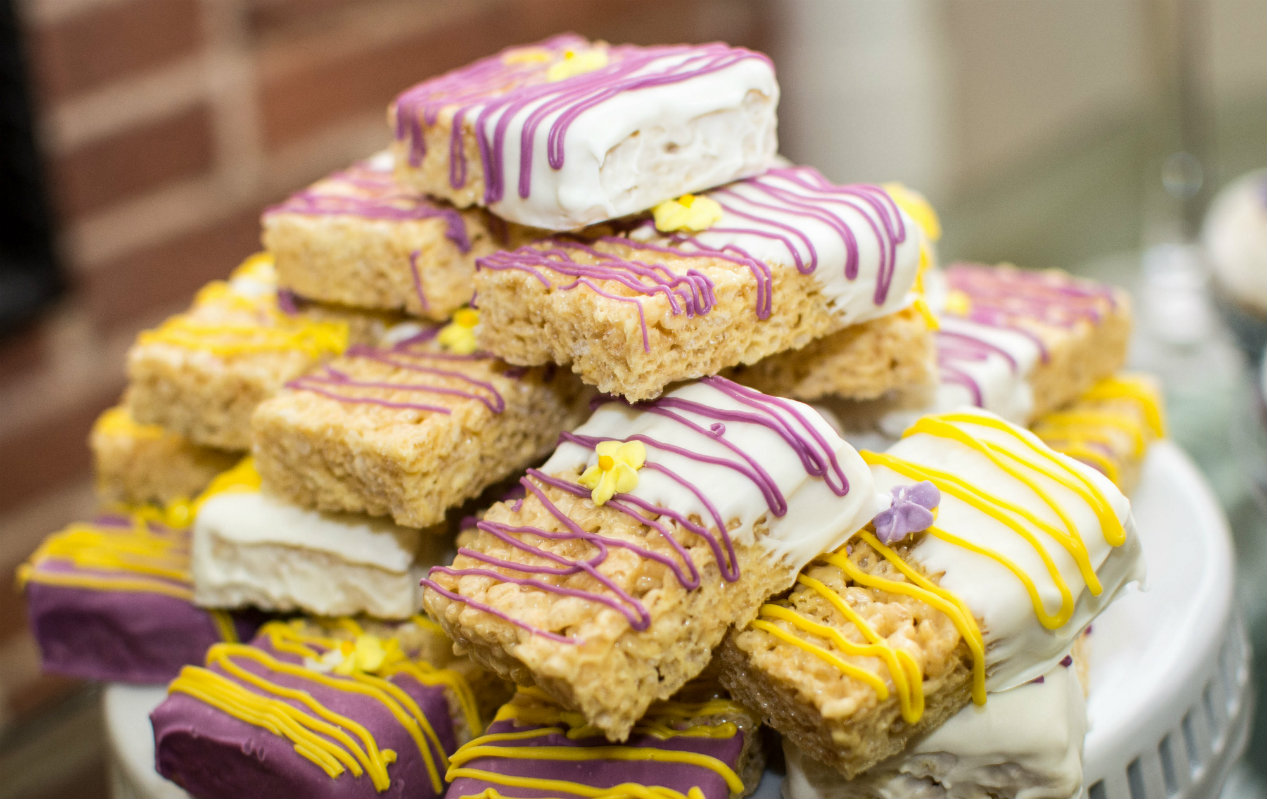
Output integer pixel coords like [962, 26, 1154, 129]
[251, 319, 592, 529]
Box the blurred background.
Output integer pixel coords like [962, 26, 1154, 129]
[0, 0, 1262, 795]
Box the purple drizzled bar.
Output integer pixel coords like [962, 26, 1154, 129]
[287, 330, 509, 415]
[423, 376, 855, 644]
[263, 160, 473, 253]
[392, 35, 772, 203]
[476, 167, 911, 351]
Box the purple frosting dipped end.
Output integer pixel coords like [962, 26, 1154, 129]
[152, 624, 460, 799]
[20, 516, 264, 684]
[25, 578, 258, 684]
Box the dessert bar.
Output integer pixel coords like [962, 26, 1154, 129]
[390, 34, 778, 230]
[423, 376, 881, 740]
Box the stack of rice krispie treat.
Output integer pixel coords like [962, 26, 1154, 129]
[15, 32, 1169, 799]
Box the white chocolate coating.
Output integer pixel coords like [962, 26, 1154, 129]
[539, 380, 881, 572]
[783, 660, 1087, 799]
[192, 490, 450, 619]
[870, 409, 1142, 691]
[631, 167, 925, 327]
[464, 49, 777, 230]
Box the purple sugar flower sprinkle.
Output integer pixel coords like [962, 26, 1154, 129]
[872, 481, 940, 544]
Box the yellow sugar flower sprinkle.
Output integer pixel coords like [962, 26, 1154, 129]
[313, 634, 404, 676]
[578, 440, 646, 506]
[437, 307, 480, 355]
[943, 289, 973, 317]
[547, 48, 609, 81]
[653, 193, 724, 234]
[883, 183, 941, 242]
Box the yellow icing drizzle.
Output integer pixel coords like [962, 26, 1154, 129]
[1031, 375, 1167, 488]
[1079, 375, 1166, 437]
[210, 610, 240, 644]
[883, 183, 942, 242]
[93, 406, 164, 440]
[262, 618, 484, 739]
[138, 253, 349, 358]
[17, 518, 190, 593]
[445, 688, 748, 798]
[1035, 410, 1147, 456]
[168, 618, 477, 794]
[446, 773, 708, 799]
[168, 664, 383, 782]
[192, 457, 262, 514]
[862, 411, 1125, 631]
[138, 316, 349, 358]
[752, 528, 988, 720]
[910, 412, 1126, 547]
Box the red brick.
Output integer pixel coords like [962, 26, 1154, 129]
[256, 0, 771, 150]
[25, 0, 204, 103]
[0, 381, 121, 515]
[0, 324, 49, 377]
[257, 5, 513, 149]
[81, 207, 264, 332]
[49, 103, 216, 220]
[247, 0, 374, 36]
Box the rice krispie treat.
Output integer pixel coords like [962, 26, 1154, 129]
[935, 262, 1131, 421]
[152, 616, 511, 799]
[18, 509, 264, 683]
[475, 167, 928, 400]
[263, 151, 540, 321]
[390, 34, 778, 230]
[192, 459, 453, 619]
[827, 262, 1133, 445]
[90, 404, 237, 507]
[125, 253, 392, 450]
[783, 649, 1088, 799]
[423, 377, 882, 741]
[445, 682, 765, 799]
[718, 409, 1142, 779]
[1032, 373, 1165, 494]
[251, 318, 592, 529]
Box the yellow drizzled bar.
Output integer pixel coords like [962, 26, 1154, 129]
[17, 517, 190, 593]
[1031, 374, 1166, 489]
[167, 619, 481, 795]
[137, 252, 350, 359]
[748, 409, 1128, 722]
[444, 690, 749, 798]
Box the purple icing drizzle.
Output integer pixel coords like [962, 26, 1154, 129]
[264, 160, 472, 252]
[392, 35, 771, 203]
[423, 376, 853, 644]
[286, 330, 510, 414]
[476, 167, 910, 351]
[934, 263, 1120, 403]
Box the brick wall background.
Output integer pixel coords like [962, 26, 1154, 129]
[0, 1, 770, 794]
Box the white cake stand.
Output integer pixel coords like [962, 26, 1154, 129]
[104, 442, 1252, 799]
